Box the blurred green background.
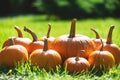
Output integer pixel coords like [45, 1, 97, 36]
[0, 0, 120, 19]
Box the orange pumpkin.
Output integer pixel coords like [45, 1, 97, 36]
[63, 50, 90, 73]
[88, 39, 115, 70]
[90, 28, 106, 50]
[50, 19, 95, 61]
[0, 38, 28, 67]
[103, 25, 120, 66]
[24, 27, 44, 54]
[40, 23, 55, 49]
[2, 26, 32, 51]
[30, 38, 62, 71]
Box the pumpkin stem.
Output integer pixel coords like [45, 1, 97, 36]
[24, 26, 38, 42]
[106, 25, 115, 44]
[47, 23, 51, 38]
[90, 28, 100, 39]
[69, 18, 76, 38]
[100, 39, 103, 51]
[43, 38, 48, 51]
[14, 25, 23, 37]
[9, 38, 14, 45]
[75, 50, 85, 61]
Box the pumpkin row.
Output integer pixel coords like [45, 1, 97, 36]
[0, 19, 120, 73]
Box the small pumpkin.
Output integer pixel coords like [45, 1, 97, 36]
[0, 38, 28, 67]
[63, 50, 90, 73]
[88, 39, 115, 70]
[24, 26, 44, 54]
[103, 25, 120, 66]
[40, 23, 55, 49]
[2, 26, 32, 51]
[90, 28, 106, 50]
[50, 18, 95, 61]
[30, 38, 62, 71]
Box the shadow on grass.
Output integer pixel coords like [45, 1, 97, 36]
[0, 65, 11, 73]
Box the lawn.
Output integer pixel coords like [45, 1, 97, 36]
[0, 15, 120, 80]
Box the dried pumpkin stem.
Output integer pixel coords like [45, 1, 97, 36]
[43, 38, 48, 51]
[14, 25, 23, 37]
[24, 26, 38, 42]
[9, 38, 14, 45]
[75, 50, 85, 61]
[106, 25, 115, 44]
[69, 18, 76, 38]
[90, 28, 100, 39]
[47, 23, 51, 38]
[100, 39, 103, 51]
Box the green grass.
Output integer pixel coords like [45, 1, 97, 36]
[0, 15, 120, 80]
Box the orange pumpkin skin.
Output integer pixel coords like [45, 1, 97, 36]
[51, 34, 95, 61]
[40, 37, 55, 49]
[0, 45, 28, 67]
[102, 25, 120, 66]
[63, 57, 90, 73]
[24, 27, 44, 54]
[40, 24, 55, 49]
[103, 44, 120, 66]
[30, 49, 62, 71]
[2, 26, 32, 51]
[90, 28, 106, 50]
[88, 50, 115, 70]
[50, 19, 95, 61]
[92, 39, 106, 50]
[2, 37, 32, 51]
[28, 41, 44, 54]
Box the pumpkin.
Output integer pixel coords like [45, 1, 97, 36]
[63, 50, 90, 73]
[0, 38, 28, 67]
[50, 18, 95, 61]
[30, 38, 62, 71]
[90, 28, 106, 50]
[24, 27, 44, 54]
[2, 26, 32, 51]
[103, 25, 120, 66]
[88, 39, 115, 70]
[40, 23, 55, 49]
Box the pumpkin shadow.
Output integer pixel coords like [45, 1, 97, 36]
[0, 61, 28, 75]
[89, 65, 110, 77]
[0, 65, 16, 74]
